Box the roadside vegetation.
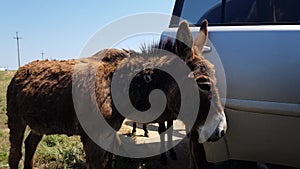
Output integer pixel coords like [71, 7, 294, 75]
[0, 71, 15, 168]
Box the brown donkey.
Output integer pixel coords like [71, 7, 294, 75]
[7, 20, 226, 169]
[129, 20, 227, 168]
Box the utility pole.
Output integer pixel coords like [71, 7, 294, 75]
[41, 50, 45, 60]
[13, 32, 22, 68]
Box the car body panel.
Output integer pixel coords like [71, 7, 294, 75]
[160, 24, 300, 167]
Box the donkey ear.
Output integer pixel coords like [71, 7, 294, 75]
[194, 20, 208, 54]
[175, 20, 193, 61]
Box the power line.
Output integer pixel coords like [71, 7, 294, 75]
[41, 50, 45, 60]
[13, 32, 22, 68]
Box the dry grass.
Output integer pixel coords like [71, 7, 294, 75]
[0, 71, 15, 168]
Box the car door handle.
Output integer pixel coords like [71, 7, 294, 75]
[203, 46, 212, 53]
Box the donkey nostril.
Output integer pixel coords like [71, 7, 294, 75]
[220, 130, 225, 137]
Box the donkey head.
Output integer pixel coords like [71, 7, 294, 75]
[175, 20, 227, 142]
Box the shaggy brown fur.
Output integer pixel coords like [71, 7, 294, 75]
[7, 20, 225, 169]
[7, 49, 129, 169]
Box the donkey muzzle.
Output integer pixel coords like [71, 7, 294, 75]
[207, 112, 227, 142]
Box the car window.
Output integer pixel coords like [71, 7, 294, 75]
[171, 0, 300, 26]
[180, 0, 220, 24]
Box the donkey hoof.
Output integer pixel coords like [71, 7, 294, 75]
[169, 151, 177, 160]
[160, 154, 168, 165]
[170, 152, 177, 160]
[131, 131, 136, 136]
[160, 158, 168, 166]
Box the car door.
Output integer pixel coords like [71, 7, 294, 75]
[162, 0, 300, 167]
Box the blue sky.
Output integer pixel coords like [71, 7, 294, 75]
[0, 0, 175, 69]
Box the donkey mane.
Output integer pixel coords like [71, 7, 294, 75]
[136, 38, 217, 85]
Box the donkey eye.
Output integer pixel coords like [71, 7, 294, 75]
[201, 66, 206, 73]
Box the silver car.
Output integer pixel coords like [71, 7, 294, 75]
[160, 0, 300, 168]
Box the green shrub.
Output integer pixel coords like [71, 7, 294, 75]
[35, 135, 85, 168]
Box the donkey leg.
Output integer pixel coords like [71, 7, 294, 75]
[81, 134, 112, 169]
[169, 148, 177, 160]
[142, 123, 148, 137]
[132, 122, 137, 135]
[166, 120, 177, 160]
[158, 122, 168, 165]
[188, 136, 196, 169]
[24, 131, 43, 169]
[8, 116, 26, 169]
[189, 131, 207, 169]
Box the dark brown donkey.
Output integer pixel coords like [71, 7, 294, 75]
[129, 20, 227, 168]
[7, 20, 226, 169]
